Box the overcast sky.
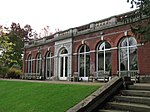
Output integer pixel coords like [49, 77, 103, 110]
[0, 0, 134, 33]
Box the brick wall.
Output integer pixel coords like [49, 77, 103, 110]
[23, 19, 150, 79]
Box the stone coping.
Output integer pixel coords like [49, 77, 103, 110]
[67, 76, 123, 112]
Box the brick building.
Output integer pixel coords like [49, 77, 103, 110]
[23, 10, 150, 82]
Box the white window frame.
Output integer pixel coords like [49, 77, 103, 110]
[27, 55, 33, 74]
[36, 53, 42, 76]
[59, 48, 68, 80]
[78, 45, 90, 79]
[96, 41, 111, 73]
[118, 37, 138, 75]
[45, 52, 52, 79]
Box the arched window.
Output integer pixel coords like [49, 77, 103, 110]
[61, 48, 68, 54]
[35, 53, 42, 77]
[96, 41, 111, 73]
[118, 37, 138, 73]
[78, 45, 90, 78]
[45, 52, 52, 79]
[27, 55, 32, 74]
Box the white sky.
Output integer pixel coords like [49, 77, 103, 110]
[0, 0, 134, 34]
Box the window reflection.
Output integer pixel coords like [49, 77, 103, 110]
[27, 55, 32, 74]
[119, 37, 138, 71]
[78, 45, 90, 77]
[45, 52, 51, 79]
[97, 41, 111, 72]
[36, 53, 42, 75]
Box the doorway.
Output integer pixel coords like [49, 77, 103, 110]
[59, 48, 68, 80]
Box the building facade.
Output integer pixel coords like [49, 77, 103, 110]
[23, 11, 150, 81]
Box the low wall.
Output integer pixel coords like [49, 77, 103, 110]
[67, 76, 123, 112]
[140, 76, 150, 83]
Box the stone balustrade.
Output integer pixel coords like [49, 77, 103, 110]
[54, 29, 73, 38]
[24, 38, 46, 47]
[25, 10, 146, 48]
[95, 17, 117, 29]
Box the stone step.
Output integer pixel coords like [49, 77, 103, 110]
[128, 84, 150, 91]
[121, 90, 150, 97]
[114, 95, 150, 105]
[107, 102, 150, 112]
[99, 109, 127, 112]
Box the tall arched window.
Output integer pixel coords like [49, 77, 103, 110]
[45, 52, 51, 79]
[27, 55, 32, 74]
[35, 53, 42, 77]
[78, 45, 90, 79]
[96, 41, 111, 73]
[118, 37, 138, 74]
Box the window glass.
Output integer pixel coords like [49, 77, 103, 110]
[79, 45, 90, 77]
[97, 41, 111, 72]
[119, 37, 138, 72]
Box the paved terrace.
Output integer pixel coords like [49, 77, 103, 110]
[1, 78, 149, 86]
[0, 78, 104, 86]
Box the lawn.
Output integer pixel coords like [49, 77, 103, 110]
[0, 80, 100, 112]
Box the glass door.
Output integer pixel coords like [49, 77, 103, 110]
[59, 56, 68, 80]
[59, 48, 68, 80]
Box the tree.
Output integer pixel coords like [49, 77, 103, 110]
[127, 0, 150, 41]
[23, 24, 34, 41]
[0, 26, 15, 66]
[7, 22, 34, 67]
[39, 26, 53, 38]
[9, 23, 33, 42]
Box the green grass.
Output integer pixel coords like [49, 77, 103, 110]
[0, 80, 100, 112]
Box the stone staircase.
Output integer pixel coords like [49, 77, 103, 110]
[99, 84, 150, 112]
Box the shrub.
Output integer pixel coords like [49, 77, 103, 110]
[0, 66, 9, 78]
[11, 64, 21, 69]
[7, 68, 22, 79]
